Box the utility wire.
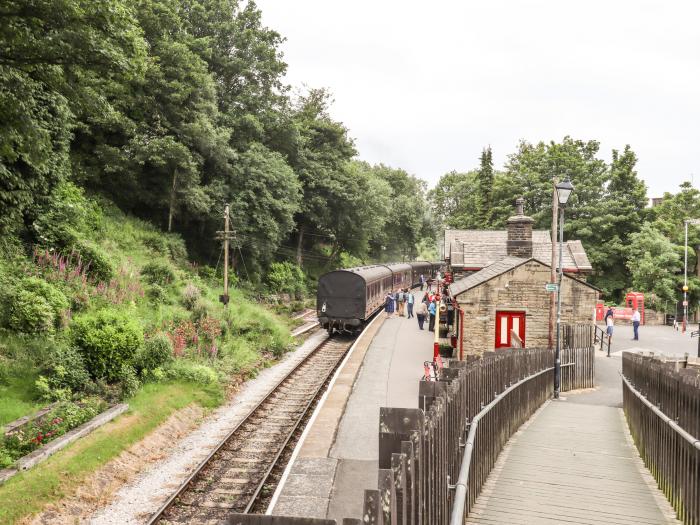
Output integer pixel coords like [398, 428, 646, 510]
[232, 231, 251, 282]
[214, 244, 223, 274]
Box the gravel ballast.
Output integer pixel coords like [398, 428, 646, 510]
[89, 330, 328, 525]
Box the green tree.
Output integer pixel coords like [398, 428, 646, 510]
[0, 0, 146, 233]
[75, 0, 233, 234]
[477, 146, 494, 225]
[502, 137, 607, 230]
[428, 171, 480, 229]
[589, 146, 648, 299]
[207, 143, 301, 274]
[286, 89, 357, 265]
[627, 224, 682, 307]
[649, 182, 700, 308]
[182, 0, 287, 147]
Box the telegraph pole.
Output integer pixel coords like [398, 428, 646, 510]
[216, 204, 233, 308]
[224, 204, 230, 304]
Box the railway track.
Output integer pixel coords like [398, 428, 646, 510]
[149, 334, 355, 524]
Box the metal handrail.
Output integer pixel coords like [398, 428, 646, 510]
[621, 373, 700, 451]
[594, 324, 611, 356]
[449, 362, 575, 525]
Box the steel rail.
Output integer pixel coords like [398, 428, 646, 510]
[621, 372, 700, 451]
[146, 332, 349, 524]
[242, 338, 352, 513]
[449, 362, 575, 525]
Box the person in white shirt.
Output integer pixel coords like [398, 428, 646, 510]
[632, 309, 641, 340]
[606, 315, 614, 345]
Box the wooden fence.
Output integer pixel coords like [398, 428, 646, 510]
[228, 325, 595, 525]
[622, 353, 700, 525]
[561, 323, 596, 390]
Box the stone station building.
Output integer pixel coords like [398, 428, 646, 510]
[447, 198, 599, 355]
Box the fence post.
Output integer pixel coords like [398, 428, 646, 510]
[363, 489, 383, 525]
[378, 469, 397, 525]
[401, 440, 415, 525]
[379, 408, 424, 469]
[391, 453, 407, 525]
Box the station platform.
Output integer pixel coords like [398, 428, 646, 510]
[270, 302, 434, 521]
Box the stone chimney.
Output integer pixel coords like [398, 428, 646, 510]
[506, 197, 534, 258]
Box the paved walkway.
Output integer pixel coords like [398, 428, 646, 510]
[467, 349, 681, 525]
[271, 298, 433, 521]
[327, 309, 433, 522]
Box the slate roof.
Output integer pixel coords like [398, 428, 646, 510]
[448, 256, 529, 296]
[448, 257, 600, 297]
[444, 229, 592, 273]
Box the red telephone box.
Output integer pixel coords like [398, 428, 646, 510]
[625, 292, 645, 324]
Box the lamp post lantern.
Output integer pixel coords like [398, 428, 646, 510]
[554, 178, 574, 399]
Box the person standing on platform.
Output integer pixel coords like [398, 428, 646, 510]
[422, 292, 430, 305]
[605, 314, 614, 346]
[604, 306, 614, 323]
[384, 292, 394, 316]
[428, 300, 437, 332]
[419, 274, 425, 291]
[406, 289, 414, 318]
[632, 308, 641, 340]
[416, 300, 427, 329]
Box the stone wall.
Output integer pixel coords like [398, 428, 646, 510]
[454, 260, 598, 356]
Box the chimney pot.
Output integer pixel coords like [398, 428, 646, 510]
[506, 197, 534, 258]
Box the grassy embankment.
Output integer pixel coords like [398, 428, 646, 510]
[0, 190, 297, 522]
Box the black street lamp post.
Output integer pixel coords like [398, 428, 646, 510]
[554, 178, 574, 399]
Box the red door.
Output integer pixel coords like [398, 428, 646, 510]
[495, 311, 526, 349]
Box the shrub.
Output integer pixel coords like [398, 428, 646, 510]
[146, 284, 169, 304]
[0, 355, 9, 384]
[167, 360, 218, 384]
[71, 310, 143, 382]
[181, 283, 201, 310]
[19, 277, 69, 320]
[141, 234, 168, 255]
[31, 181, 100, 248]
[0, 398, 105, 463]
[134, 333, 173, 373]
[197, 265, 216, 281]
[9, 290, 55, 334]
[36, 345, 92, 400]
[166, 236, 188, 262]
[119, 364, 140, 398]
[190, 299, 211, 322]
[141, 260, 176, 286]
[267, 262, 306, 298]
[70, 290, 91, 312]
[0, 446, 12, 469]
[72, 241, 114, 282]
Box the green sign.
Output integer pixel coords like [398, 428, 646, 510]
[545, 283, 559, 293]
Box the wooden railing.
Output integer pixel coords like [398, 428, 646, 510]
[622, 353, 700, 525]
[560, 323, 596, 390]
[228, 326, 595, 525]
[361, 326, 594, 524]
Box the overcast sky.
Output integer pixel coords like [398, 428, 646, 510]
[256, 1, 699, 197]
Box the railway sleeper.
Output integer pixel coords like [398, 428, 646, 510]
[209, 453, 266, 463]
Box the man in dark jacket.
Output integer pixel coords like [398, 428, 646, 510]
[604, 307, 614, 323]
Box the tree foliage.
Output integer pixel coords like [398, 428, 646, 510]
[627, 224, 682, 307]
[0, 0, 431, 280]
[430, 138, 700, 310]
